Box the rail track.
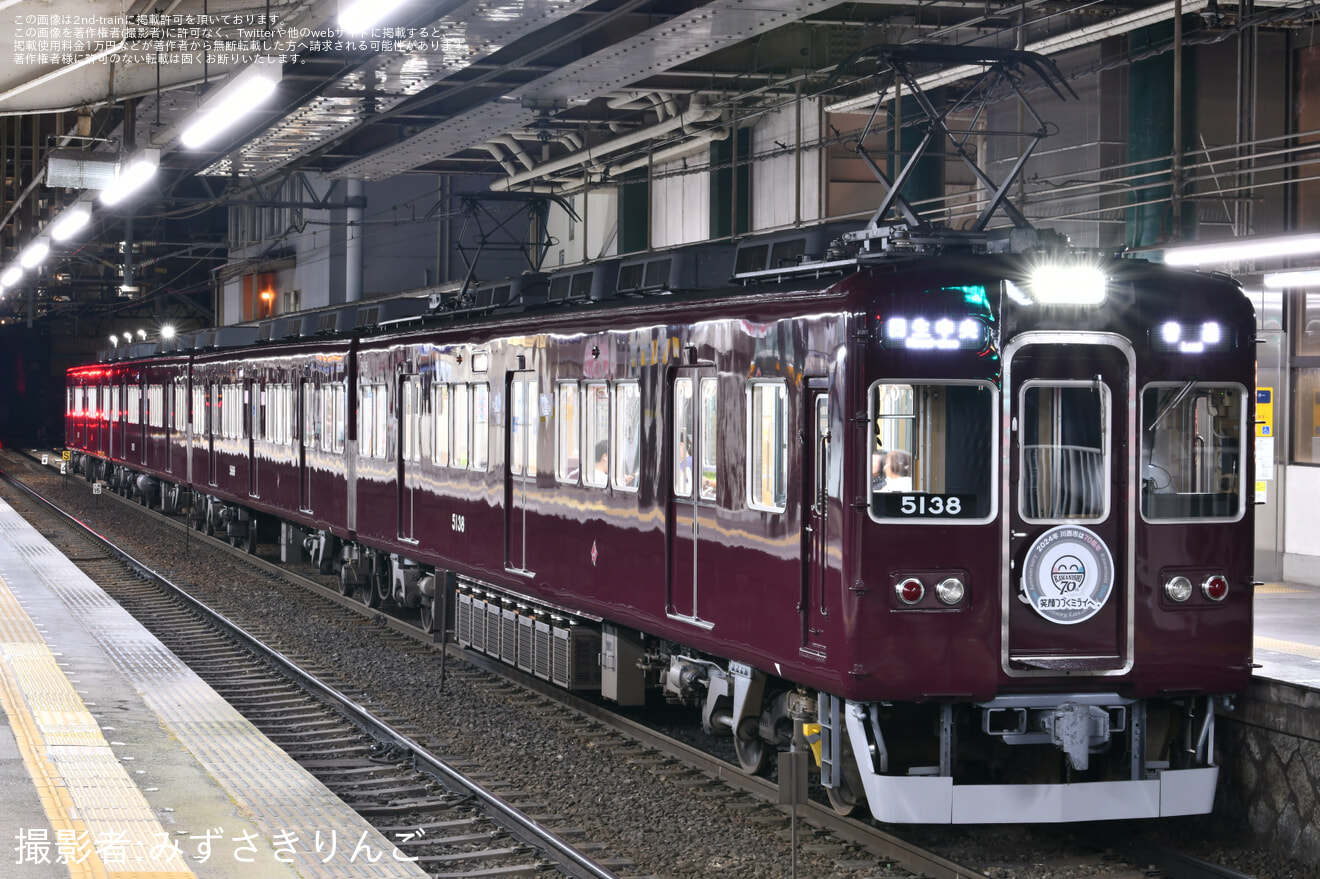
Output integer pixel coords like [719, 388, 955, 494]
[4, 450, 1268, 879]
[0, 462, 633, 879]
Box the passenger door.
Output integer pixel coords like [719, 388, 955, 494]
[667, 367, 718, 626]
[300, 380, 314, 513]
[506, 371, 537, 576]
[1003, 334, 1134, 677]
[398, 374, 421, 542]
[248, 379, 259, 498]
[801, 380, 832, 655]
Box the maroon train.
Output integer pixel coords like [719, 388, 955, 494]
[65, 243, 1255, 823]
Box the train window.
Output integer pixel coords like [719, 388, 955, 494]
[374, 383, 389, 458]
[174, 383, 187, 432]
[747, 381, 787, 512]
[432, 384, 450, 466]
[402, 378, 421, 463]
[453, 383, 470, 468]
[700, 378, 718, 501]
[511, 377, 537, 477]
[584, 382, 609, 488]
[472, 383, 490, 471]
[1141, 383, 1244, 520]
[303, 386, 318, 449]
[557, 382, 580, 483]
[674, 378, 694, 497]
[149, 385, 165, 428]
[869, 382, 995, 521]
[360, 383, 388, 458]
[127, 385, 141, 425]
[222, 384, 242, 439]
[359, 385, 374, 456]
[1020, 383, 1108, 522]
[613, 381, 641, 492]
[67, 387, 76, 416]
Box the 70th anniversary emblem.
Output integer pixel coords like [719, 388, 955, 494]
[1021, 525, 1115, 625]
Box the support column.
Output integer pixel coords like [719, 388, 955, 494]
[345, 178, 363, 303]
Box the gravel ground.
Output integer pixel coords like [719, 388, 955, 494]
[6, 455, 1316, 879]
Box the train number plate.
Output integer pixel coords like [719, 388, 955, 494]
[877, 493, 977, 518]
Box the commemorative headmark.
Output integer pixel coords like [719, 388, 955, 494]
[1020, 525, 1115, 625]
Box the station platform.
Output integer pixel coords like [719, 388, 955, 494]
[1252, 580, 1320, 689]
[0, 493, 429, 879]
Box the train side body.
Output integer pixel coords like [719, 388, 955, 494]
[62, 252, 1256, 823]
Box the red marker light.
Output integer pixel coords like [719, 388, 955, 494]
[1202, 575, 1229, 602]
[895, 578, 924, 605]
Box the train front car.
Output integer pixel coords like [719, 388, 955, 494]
[830, 255, 1255, 824]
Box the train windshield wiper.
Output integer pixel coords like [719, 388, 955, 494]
[1147, 377, 1198, 433]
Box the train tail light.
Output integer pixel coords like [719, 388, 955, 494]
[1202, 575, 1230, 602]
[896, 578, 924, 605]
[1164, 576, 1193, 602]
[935, 577, 965, 605]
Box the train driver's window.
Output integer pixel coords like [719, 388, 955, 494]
[747, 381, 788, 512]
[583, 382, 609, 488]
[1020, 383, 1107, 522]
[869, 382, 995, 521]
[613, 381, 641, 492]
[432, 384, 450, 466]
[557, 382, 580, 483]
[1140, 383, 1244, 520]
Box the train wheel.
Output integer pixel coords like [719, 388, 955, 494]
[361, 567, 382, 609]
[824, 735, 866, 817]
[243, 522, 258, 555]
[733, 735, 770, 775]
[338, 565, 355, 596]
[419, 600, 436, 634]
[825, 768, 864, 817]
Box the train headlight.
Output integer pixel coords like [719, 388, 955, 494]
[1202, 574, 1230, 602]
[895, 578, 924, 605]
[1164, 575, 1193, 602]
[935, 577, 965, 605]
[1151, 320, 1232, 353]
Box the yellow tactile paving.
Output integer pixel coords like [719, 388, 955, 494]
[0, 573, 196, 879]
[1255, 635, 1320, 662]
[1257, 582, 1309, 595]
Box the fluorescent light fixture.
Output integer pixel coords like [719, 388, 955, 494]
[1164, 234, 1320, 267]
[50, 205, 92, 241]
[0, 265, 22, 287]
[181, 63, 282, 148]
[19, 240, 50, 268]
[1264, 269, 1320, 288]
[100, 149, 160, 206]
[340, 0, 407, 33]
[1029, 264, 1107, 305]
